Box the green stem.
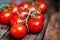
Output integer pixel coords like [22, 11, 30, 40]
[0, 4, 6, 9]
[0, 4, 6, 11]
[25, 9, 31, 32]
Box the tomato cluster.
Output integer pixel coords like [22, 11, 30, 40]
[0, 1, 48, 39]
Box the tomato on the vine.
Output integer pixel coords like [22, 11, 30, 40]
[30, 10, 44, 21]
[28, 4, 38, 11]
[11, 14, 26, 26]
[9, 2, 18, 13]
[0, 10, 13, 24]
[18, 8, 29, 17]
[10, 24, 27, 39]
[5, 2, 18, 15]
[35, 14, 44, 21]
[38, 1, 48, 13]
[19, 1, 29, 9]
[11, 15, 19, 25]
[35, 0, 41, 3]
[28, 19, 44, 33]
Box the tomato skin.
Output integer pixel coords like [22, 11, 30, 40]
[28, 4, 38, 11]
[18, 8, 29, 17]
[28, 19, 44, 33]
[35, 14, 44, 21]
[11, 15, 19, 25]
[8, 2, 18, 15]
[0, 10, 13, 24]
[10, 24, 27, 39]
[38, 1, 48, 13]
[11, 15, 26, 26]
[19, 1, 29, 9]
[35, 0, 41, 3]
[19, 1, 27, 6]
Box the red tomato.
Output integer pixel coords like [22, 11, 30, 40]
[35, 14, 44, 21]
[19, 1, 29, 9]
[19, 1, 38, 11]
[30, 11, 44, 21]
[11, 15, 19, 25]
[11, 15, 26, 26]
[5, 2, 18, 15]
[28, 4, 38, 11]
[28, 19, 44, 33]
[10, 24, 27, 39]
[35, 0, 41, 3]
[0, 10, 13, 24]
[18, 8, 29, 17]
[38, 1, 48, 13]
[35, 0, 44, 3]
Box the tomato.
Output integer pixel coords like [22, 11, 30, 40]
[11, 15, 26, 26]
[30, 10, 44, 21]
[11, 8, 29, 26]
[0, 10, 13, 24]
[35, 0, 41, 3]
[19, 1, 29, 9]
[19, 1, 38, 11]
[18, 8, 29, 17]
[5, 2, 18, 15]
[38, 1, 48, 13]
[11, 15, 19, 25]
[35, 14, 44, 21]
[10, 24, 27, 39]
[28, 4, 38, 11]
[28, 19, 44, 33]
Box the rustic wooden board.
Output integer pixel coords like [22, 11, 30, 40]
[43, 13, 60, 40]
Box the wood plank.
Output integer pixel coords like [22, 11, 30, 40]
[43, 13, 60, 40]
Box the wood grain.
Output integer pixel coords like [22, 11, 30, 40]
[43, 13, 60, 40]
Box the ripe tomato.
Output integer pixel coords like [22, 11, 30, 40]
[0, 10, 13, 24]
[18, 8, 29, 17]
[5, 2, 18, 15]
[19, 1, 29, 9]
[30, 11, 44, 21]
[38, 1, 48, 13]
[35, 0, 41, 3]
[11, 15, 26, 26]
[28, 4, 38, 11]
[35, 14, 44, 21]
[10, 24, 27, 39]
[28, 19, 44, 33]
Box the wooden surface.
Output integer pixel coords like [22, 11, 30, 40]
[43, 13, 60, 40]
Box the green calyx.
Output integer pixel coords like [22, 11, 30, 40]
[0, 7, 6, 11]
[31, 13, 36, 19]
[26, 0, 35, 4]
[32, 16, 36, 19]
[6, 4, 12, 9]
[20, 13, 25, 17]
[0, 4, 6, 11]
[0, 4, 6, 9]
[32, 2, 38, 6]
[8, 6, 12, 9]
[33, 10, 40, 14]
[20, 7, 24, 10]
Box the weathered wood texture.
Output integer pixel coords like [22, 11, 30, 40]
[43, 13, 60, 40]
